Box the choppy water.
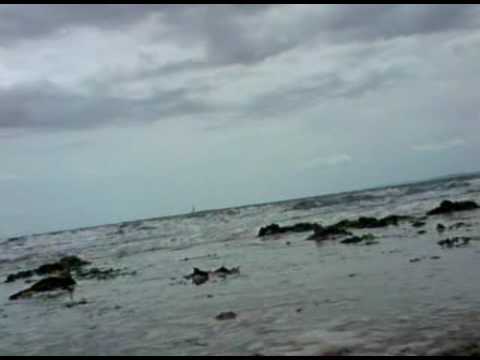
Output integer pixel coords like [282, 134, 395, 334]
[1, 173, 480, 355]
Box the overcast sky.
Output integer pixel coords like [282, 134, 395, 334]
[1, 4, 480, 237]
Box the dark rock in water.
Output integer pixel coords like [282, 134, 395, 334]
[213, 266, 240, 277]
[438, 239, 453, 248]
[332, 215, 410, 230]
[215, 311, 237, 321]
[59, 256, 91, 269]
[412, 221, 426, 228]
[320, 348, 352, 356]
[65, 299, 88, 308]
[184, 266, 239, 286]
[435, 342, 480, 356]
[258, 222, 318, 237]
[138, 226, 157, 231]
[418, 230, 427, 235]
[5, 270, 34, 283]
[119, 220, 142, 230]
[438, 237, 471, 248]
[258, 223, 281, 237]
[449, 222, 471, 230]
[341, 233, 376, 245]
[6, 236, 26, 243]
[437, 224, 446, 232]
[5, 256, 90, 283]
[76, 267, 136, 281]
[184, 268, 210, 286]
[341, 236, 363, 244]
[291, 200, 318, 211]
[430, 256, 441, 260]
[307, 223, 352, 241]
[427, 200, 479, 216]
[9, 275, 76, 301]
[409, 258, 422, 263]
[36, 262, 68, 276]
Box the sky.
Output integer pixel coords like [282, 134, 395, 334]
[1, 4, 480, 237]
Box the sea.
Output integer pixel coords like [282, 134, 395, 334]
[1, 172, 480, 355]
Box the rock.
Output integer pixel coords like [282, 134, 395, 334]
[5, 270, 34, 283]
[438, 237, 471, 248]
[6, 236, 26, 243]
[438, 239, 453, 248]
[184, 266, 239, 286]
[215, 311, 237, 320]
[418, 230, 427, 235]
[341, 236, 363, 245]
[258, 224, 281, 237]
[412, 221, 426, 228]
[258, 222, 318, 237]
[65, 299, 88, 308]
[435, 342, 480, 356]
[409, 258, 422, 263]
[320, 348, 352, 356]
[427, 200, 479, 216]
[9, 275, 76, 301]
[449, 222, 471, 230]
[213, 266, 240, 277]
[331, 215, 410, 230]
[307, 223, 352, 241]
[430, 256, 441, 260]
[185, 268, 209, 286]
[340, 234, 376, 245]
[59, 256, 91, 269]
[437, 224, 446, 232]
[76, 267, 136, 281]
[5, 256, 90, 283]
[138, 226, 157, 231]
[291, 200, 318, 211]
[36, 262, 69, 276]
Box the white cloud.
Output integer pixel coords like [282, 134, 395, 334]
[301, 154, 352, 170]
[412, 138, 466, 152]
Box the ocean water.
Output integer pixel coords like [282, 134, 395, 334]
[1, 173, 480, 355]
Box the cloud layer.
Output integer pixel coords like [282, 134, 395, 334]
[0, 5, 479, 131]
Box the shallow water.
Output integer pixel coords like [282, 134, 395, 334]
[1, 174, 480, 355]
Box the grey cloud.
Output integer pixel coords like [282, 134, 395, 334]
[0, 81, 215, 131]
[0, 4, 162, 45]
[92, 60, 212, 88]
[0, 5, 478, 132]
[2, 5, 478, 66]
[247, 66, 410, 117]
[159, 5, 480, 66]
[321, 5, 479, 41]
